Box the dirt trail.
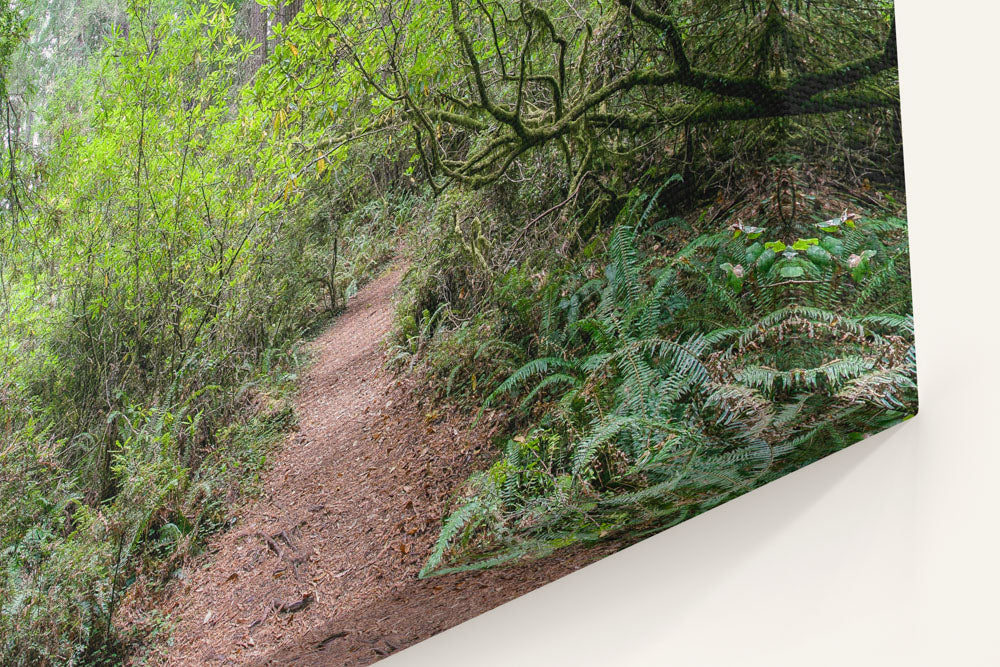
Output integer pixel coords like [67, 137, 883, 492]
[154, 265, 613, 666]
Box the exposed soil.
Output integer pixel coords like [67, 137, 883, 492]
[147, 265, 615, 666]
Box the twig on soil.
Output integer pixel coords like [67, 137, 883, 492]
[315, 630, 348, 649]
[249, 591, 315, 633]
[271, 592, 315, 614]
[239, 529, 312, 587]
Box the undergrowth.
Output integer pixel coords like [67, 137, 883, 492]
[407, 184, 916, 577]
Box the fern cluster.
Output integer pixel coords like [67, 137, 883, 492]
[421, 192, 917, 577]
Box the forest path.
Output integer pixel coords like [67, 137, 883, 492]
[155, 263, 611, 666]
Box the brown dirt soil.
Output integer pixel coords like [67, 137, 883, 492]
[143, 265, 615, 666]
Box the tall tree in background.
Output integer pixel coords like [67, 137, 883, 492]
[1, 0, 28, 234]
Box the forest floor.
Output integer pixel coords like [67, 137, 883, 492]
[138, 263, 616, 666]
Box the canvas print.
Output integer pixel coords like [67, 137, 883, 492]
[0, 0, 915, 664]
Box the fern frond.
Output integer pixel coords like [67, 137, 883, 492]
[419, 498, 485, 578]
[485, 357, 580, 406]
[518, 373, 580, 410]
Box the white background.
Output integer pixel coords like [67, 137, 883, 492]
[386, 3, 1000, 665]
